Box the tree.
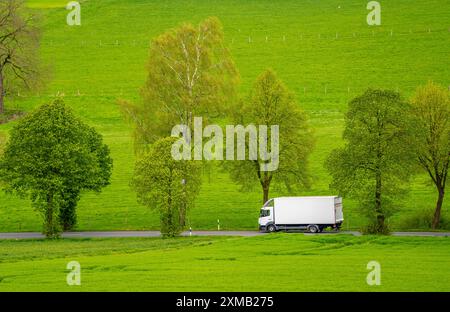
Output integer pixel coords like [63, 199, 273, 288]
[120, 17, 239, 151]
[411, 82, 450, 229]
[0, 100, 113, 238]
[325, 89, 416, 234]
[132, 137, 202, 237]
[58, 127, 112, 231]
[0, 0, 42, 114]
[225, 69, 314, 204]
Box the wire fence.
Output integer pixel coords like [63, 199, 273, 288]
[232, 27, 450, 43]
[10, 83, 450, 100]
[42, 26, 450, 47]
[5, 26, 449, 98]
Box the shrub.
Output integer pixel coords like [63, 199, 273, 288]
[401, 209, 450, 230]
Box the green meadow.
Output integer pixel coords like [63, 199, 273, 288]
[0, 0, 449, 232]
[0, 234, 450, 291]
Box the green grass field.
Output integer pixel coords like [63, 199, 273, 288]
[0, 234, 449, 291]
[0, 0, 449, 232]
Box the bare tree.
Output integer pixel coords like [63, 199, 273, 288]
[0, 0, 41, 114]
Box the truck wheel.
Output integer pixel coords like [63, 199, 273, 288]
[307, 225, 319, 233]
[266, 224, 276, 233]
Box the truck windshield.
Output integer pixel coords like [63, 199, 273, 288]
[260, 209, 270, 217]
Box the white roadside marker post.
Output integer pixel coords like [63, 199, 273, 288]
[217, 219, 220, 231]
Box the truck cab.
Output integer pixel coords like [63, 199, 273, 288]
[258, 199, 275, 231]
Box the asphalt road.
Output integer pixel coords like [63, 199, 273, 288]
[0, 230, 266, 239]
[0, 230, 448, 239]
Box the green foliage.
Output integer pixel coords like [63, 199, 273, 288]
[0, 109, 25, 124]
[361, 223, 391, 235]
[411, 82, 450, 229]
[58, 190, 80, 231]
[401, 208, 450, 230]
[132, 137, 202, 237]
[120, 16, 239, 152]
[326, 89, 416, 234]
[58, 115, 113, 230]
[0, 132, 5, 155]
[225, 69, 314, 203]
[0, 100, 112, 237]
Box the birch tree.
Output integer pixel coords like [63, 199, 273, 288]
[120, 17, 239, 151]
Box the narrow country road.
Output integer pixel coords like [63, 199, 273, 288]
[0, 230, 266, 239]
[0, 230, 449, 239]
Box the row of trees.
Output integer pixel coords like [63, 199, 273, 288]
[124, 17, 449, 235]
[327, 85, 449, 232]
[120, 17, 314, 236]
[0, 10, 447, 236]
[0, 8, 314, 237]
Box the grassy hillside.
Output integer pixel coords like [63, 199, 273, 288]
[1, 234, 450, 291]
[0, 0, 449, 232]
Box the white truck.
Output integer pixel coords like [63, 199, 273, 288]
[258, 196, 344, 233]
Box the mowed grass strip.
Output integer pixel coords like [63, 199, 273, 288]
[0, 234, 449, 291]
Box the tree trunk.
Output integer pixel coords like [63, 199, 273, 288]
[432, 188, 445, 229]
[45, 193, 57, 238]
[261, 174, 272, 204]
[375, 171, 386, 232]
[0, 70, 4, 115]
[263, 187, 269, 204]
[179, 176, 187, 227]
